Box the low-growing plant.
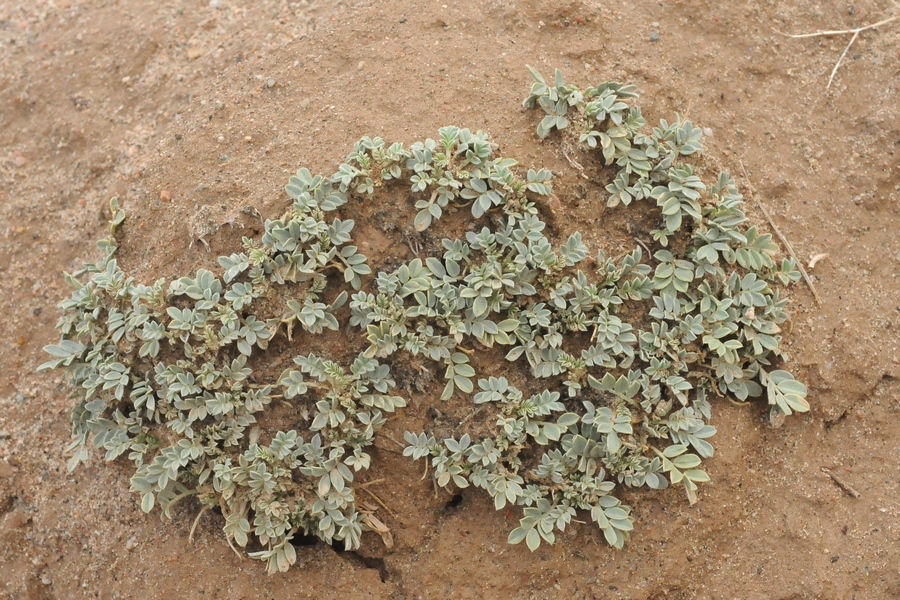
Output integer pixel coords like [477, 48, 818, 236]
[40, 66, 809, 571]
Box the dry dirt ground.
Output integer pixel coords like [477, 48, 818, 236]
[1, 0, 899, 598]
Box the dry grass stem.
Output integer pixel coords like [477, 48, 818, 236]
[562, 146, 589, 180]
[826, 30, 859, 89]
[779, 13, 900, 38]
[381, 433, 407, 449]
[358, 478, 387, 489]
[189, 505, 209, 544]
[821, 467, 861, 498]
[777, 12, 900, 89]
[739, 162, 823, 306]
[360, 487, 398, 519]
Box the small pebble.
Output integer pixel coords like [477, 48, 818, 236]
[300, 98, 310, 109]
[209, 0, 223, 8]
[399, 17, 407, 23]
[357, 60, 365, 70]
[41, 574, 51, 586]
[703, 127, 713, 137]
[159, 190, 172, 202]
[125, 537, 138, 551]
[650, 32, 660, 42]
[217, 135, 224, 142]
[0, 431, 10, 439]
[266, 77, 275, 88]
[244, 136, 252, 142]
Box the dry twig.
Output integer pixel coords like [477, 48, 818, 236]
[739, 162, 823, 306]
[777, 12, 900, 89]
[821, 467, 861, 498]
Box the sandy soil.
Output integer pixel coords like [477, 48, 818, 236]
[1, 0, 898, 598]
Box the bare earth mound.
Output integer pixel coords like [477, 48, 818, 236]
[1, 0, 898, 598]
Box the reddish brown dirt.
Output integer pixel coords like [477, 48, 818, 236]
[1, 0, 898, 598]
